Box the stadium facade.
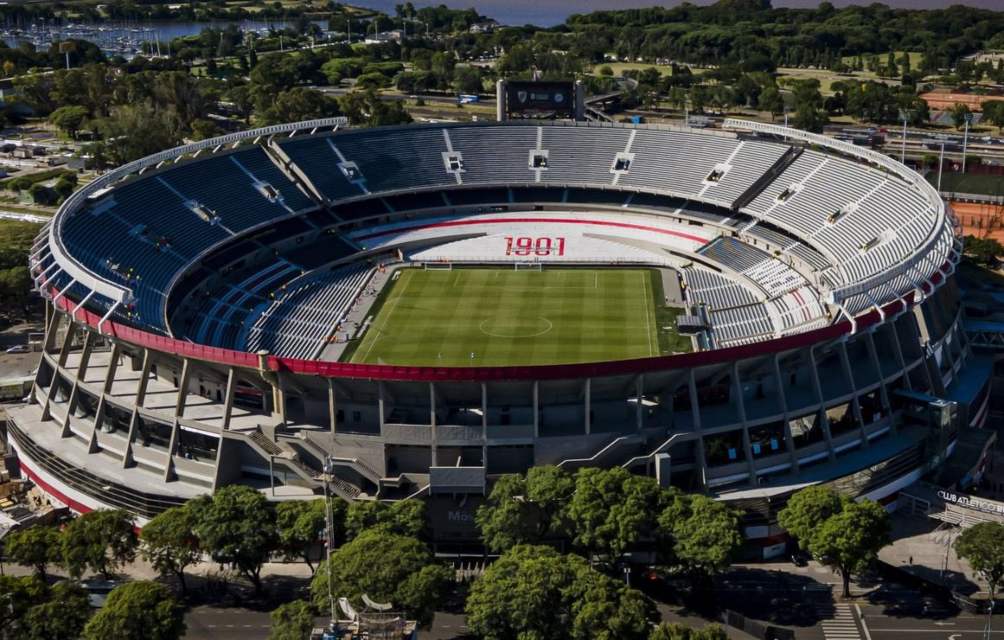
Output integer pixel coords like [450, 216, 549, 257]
[6, 118, 990, 556]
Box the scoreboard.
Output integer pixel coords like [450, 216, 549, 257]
[497, 80, 584, 121]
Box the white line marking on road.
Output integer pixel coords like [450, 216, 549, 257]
[855, 604, 872, 640]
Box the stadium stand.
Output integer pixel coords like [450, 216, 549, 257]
[244, 264, 374, 359]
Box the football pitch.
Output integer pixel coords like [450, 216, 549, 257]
[347, 267, 689, 367]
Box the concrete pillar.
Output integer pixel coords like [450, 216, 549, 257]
[731, 364, 756, 487]
[772, 354, 798, 473]
[481, 382, 488, 470]
[222, 368, 237, 431]
[75, 329, 95, 379]
[174, 358, 191, 417]
[327, 377, 336, 436]
[807, 347, 836, 461]
[636, 375, 644, 432]
[838, 341, 868, 449]
[865, 331, 891, 412]
[377, 381, 386, 437]
[163, 419, 179, 481]
[887, 321, 912, 391]
[429, 383, 438, 467]
[532, 381, 539, 438]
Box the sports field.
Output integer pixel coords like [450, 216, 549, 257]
[347, 267, 689, 366]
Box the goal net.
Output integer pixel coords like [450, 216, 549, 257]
[424, 261, 453, 271]
[514, 262, 543, 271]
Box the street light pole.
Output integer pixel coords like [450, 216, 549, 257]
[323, 458, 337, 632]
[901, 116, 908, 163]
[938, 138, 946, 192]
[962, 113, 972, 173]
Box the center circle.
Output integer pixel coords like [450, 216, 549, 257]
[479, 316, 553, 338]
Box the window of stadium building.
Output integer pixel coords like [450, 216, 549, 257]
[73, 389, 98, 421]
[135, 416, 173, 450]
[704, 430, 746, 467]
[858, 390, 885, 424]
[176, 428, 218, 462]
[789, 411, 826, 448]
[748, 422, 786, 458]
[102, 403, 132, 435]
[826, 402, 861, 438]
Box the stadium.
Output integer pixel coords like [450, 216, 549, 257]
[6, 117, 989, 557]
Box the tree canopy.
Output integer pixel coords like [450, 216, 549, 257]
[62, 509, 138, 579]
[310, 529, 450, 626]
[190, 485, 278, 595]
[82, 581, 185, 640]
[954, 521, 1004, 601]
[3, 525, 62, 578]
[465, 544, 657, 640]
[778, 486, 890, 597]
[140, 503, 202, 593]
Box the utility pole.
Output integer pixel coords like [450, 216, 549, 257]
[962, 112, 972, 173]
[938, 137, 946, 192]
[323, 458, 337, 632]
[901, 114, 909, 163]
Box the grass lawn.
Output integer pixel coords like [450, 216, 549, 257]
[347, 267, 689, 367]
[928, 172, 1004, 196]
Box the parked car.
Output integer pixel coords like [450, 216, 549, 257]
[5, 344, 29, 353]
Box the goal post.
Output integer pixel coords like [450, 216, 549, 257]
[514, 262, 543, 271]
[424, 261, 453, 271]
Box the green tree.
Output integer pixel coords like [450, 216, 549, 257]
[982, 100, 1004, 133]
[22, 581, 93, 640]
[28, 183, 57, 206]
[950, 102, 973, 130]
[338, 89, 412, 127]
[140, 503, 201, 594]
[191, 485, 278, 595]
[808, 499, 891, 597]
[310, 529, 450, 626]
[62, 509, 138, 579]
[345, 498, 424, 540]
[564, 467, 665, 563]
[954, 522, 1004, 605]
[268, 600, 316, 640]
[0, 575, 48, 639]
[276, 498, 338, 573]
[3, 525, 62, 578]
[465, 544, 657, 640]
[82, 581, 185, 640]
[777, 485, 843, 545]
[48, 105, 90, 139]
[259, 87, 341, 126]
[477, 465, 573, 552]
[963, 235, 1004, 265]
[660, 494, 742, 578]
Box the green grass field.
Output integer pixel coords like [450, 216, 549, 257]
[347, 267, 689, 366]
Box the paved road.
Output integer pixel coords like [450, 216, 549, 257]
[858, 603, 1003, 640]
[184, 607, 272, 639]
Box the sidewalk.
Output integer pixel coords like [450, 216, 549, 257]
[877, 515, 984, 597]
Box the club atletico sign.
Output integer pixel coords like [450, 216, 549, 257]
[937, 489, 1004, 518]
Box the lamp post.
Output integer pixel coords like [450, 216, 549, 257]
[938, 136, 946, 193]
[323, 458, 337, 632]
[962, 112, 973, 173]
[901, 112, 911, 163]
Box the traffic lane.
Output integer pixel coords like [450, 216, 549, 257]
[860, 610, 1004, 640]
[183, 607, 271, 640]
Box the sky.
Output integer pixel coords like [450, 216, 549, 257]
[351, 0, 1002, 27]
